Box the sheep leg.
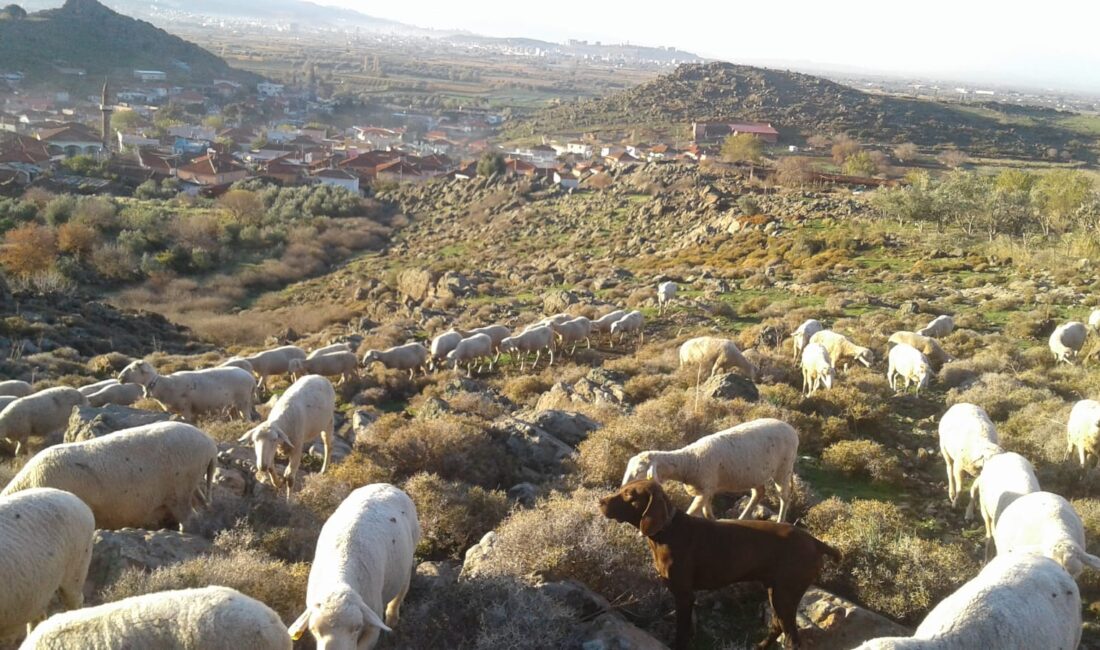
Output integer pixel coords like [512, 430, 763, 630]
[1065, 440, 1075, 463]
[964, 479, 979, 521]
[385, 577, 411, 627]
[548, 348, 555, 366]
[585, 336, 591, 349]
[320, 427, 334, 475]
[951, 464, 966, 508]
[738, 486, 763, 519]
[58, 572, 85, 611]
[775, 474, 793, 523]
[944, 455, 957, 505]
[685, 495, 706, 517]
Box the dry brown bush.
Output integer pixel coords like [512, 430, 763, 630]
[822, 440, 902, 484]
[404, 472, 510, 560]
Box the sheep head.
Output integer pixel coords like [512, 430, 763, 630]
[239, 422, 292, 477]
[118, 360, 156, 386]
[289, 586, 390, 650]
[622, 452, 659, 485]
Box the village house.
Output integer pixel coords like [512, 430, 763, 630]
[176, 151, 248, 186]
[691, 120, 779, 144]
[133, 70, 167, 82]
[353, 126, 405, 149]
[313, 168, 360, 193]
[36, 123, 105, 158]
[553, 169, 581, 190]
[0, 134, 51, 184]
[137, 149, 177, 179]
[257, 82, 284, 97]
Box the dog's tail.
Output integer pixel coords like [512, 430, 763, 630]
[815, 538, 843, 562]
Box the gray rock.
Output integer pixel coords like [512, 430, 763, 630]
[507, 482, 539, 507]
[542, 289, 579, 314]
[528, 409, 600, 447]
[397, 268, 437, 303]
[785, 587, 911, 650]
[580, 613, 669, 650]
[700, 372, 759, 402]
[495, 418, 574, 474]
[64, 404, 173, 443]
[461, 531, 497, 577]
[435, 271, 472, 299]
[309, 435, 351, 463]
[85, 529, 211, 600]
[415, 396, 452, 419]
[350, 409, 377, 443]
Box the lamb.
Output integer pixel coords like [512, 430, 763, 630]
[621, 418, 798, 522]
[852, 554, 1080, 650]
[550, 316, 592, 354]
[288, 351, 359, 385]
[1049, 321, 1088, 364]
[678, 336, 757, 384]
[289, 484, 420, 649]
[800, 342, 836, 395]
[0, 380, 32, 397]
[500, 324, 555, 371]
[994, 491, 1100, 577]
[362, 342, 430, 379]
[238, 375, 336, 498]
[609, 310, 644, 347]
[445, 333, 494, 376]
[21, 586, 292, 650]
[0, 386, 87, 455]
[886, 342, 933, 395]
[887, 331, 954, 369]
[1, 421, 217, 532]
[1090, 308, 1100, 333]
[657, 280, 678, 315]
[916, 314, 955, 338]
[85, 381, 144, 408]
[808, 329, 873, 369]
[307, 342, 352, 358]
[466, 324, 511, 363]
[0, 488, 94, 641]
[1066, 398, 1100, 467]
[240, 345, 307, 390]
[77, 378, 118, 396]
[938, 403, 1002, 508]
[118, 360, 256, 422]
[591, 309, 627, 340]
[964, 451, 1039, 560]
[219, 356, 255, 374]
[790, 318, 824, 361]
[429, 329, 466, 370]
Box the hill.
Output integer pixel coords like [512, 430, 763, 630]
[0, 0, 258, 85]
[507, 61, 1097, 160]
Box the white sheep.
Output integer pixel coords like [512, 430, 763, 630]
[790, 318, 824, 361]
[446, 333, 494, 376]
[886, 342, 933, 395]
[288, 351, 359, 385]
[1049, 321, 1088, 364]
[887, 331, 953, 368]
[964, 451, 1039, 560]
[2, 421, 217, 532]
[591, 309, 627, 340]
[238, 375, 336, 498]
[1090, 308, 1100, 333]
[852, 554, 1080, 650]
[938, 403, 1002, 508]
[0, 380, 32, 397]
[86, 381, 144, 408]
[916, 314, 954, 338]
[994, 491, 1100, 577]
[500, 325, 555, 370]
[77, 378, 118, 397]
[429, 329, 466, 369]
[808, 329, 873, 369]
[466, 324, 511, 363]
[609, 310, 644, 347]
[678, 336, 757, 384]
[621, 418, 798, 522]
[219, 356, 255, 374]
[0, 396, 16, 412]
[289, 484, 420, 649]
[240, 345, 307, 390]
[118, 360, 256, 422]
[21, 586, 292, 650]
[308, 342, 352, 358]
[657, 280, 677, 315]
[800, 342, 836, 395]
[551, 316, 592, 354]
[362, 342, 430, 378]
[0, 386, 87, 455]
[0, 488, 94, 641]
[1066, 398, 1100, 467]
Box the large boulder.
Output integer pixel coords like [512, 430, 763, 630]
[580, 613, 669, 650]
[527, 410, 600, 447]
[783, 587, 911, 650]
[397, 268, 437, 303]
[85, 528, 211, 600]
[699, 372, 759, 402]
[542, 289, 578, 314]
[435, 271, 472, 299]
[461, 531, 497, 578]
[493, 418, 574, 480]
[64, 404, 173, 443]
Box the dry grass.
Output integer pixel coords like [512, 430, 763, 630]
[404, 472, 510, 560]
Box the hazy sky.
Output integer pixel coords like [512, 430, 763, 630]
[317, 0, 1100, 92]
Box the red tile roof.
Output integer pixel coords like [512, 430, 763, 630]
[178, 153, 245, 177]
[727, 122, 779, 136]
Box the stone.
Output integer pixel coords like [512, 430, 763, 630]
[507, 482, 539, 507]
[435, 271, 472, 299]
[415, 396, 452, 419]
[64, 404, 173, 443]
[85, 528, 212, 599]
[786, 587, 911, 650]
[542, 289, 579, 314]
[350, 409, 377, 442]
[397, 268, 437, 303]
[495, 418, 574, 474]
[580, 613, 669, 650]
[898, 300, 921, 315]
[699, 372, 759, 402]
[309, 435, 351, 463]
[461, 531, 498, 577]
[528, 410, 600, 447]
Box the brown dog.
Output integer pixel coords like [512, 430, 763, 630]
[599, 479, 840, 649]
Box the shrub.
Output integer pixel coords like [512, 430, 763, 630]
[0, 223, 57, 278]
[57, 221, 98, 258]
[821, 440, 902, 483]
[404, 472, 510, 560]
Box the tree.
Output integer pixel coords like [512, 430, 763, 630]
[111, 110, 145, 133]
[476, 152, 506, 178]
[0, 4, 26, 19]
[57, 222, 98, 259]
[937, 149, 969, 169]
[202, 115, 226, 130]
[806, 134, 830, 150]
[721, 133, 764, 180]
[831, 134, 860, 165]
[1032, 169, 1094, 236]
[842, 151, 876, 177]
[893, 143, 919, 164]
[153, 103, 187, 130]
[218, 189, 265, 226]
[775, 156, 816, 187]
[0, 224, 57, 278]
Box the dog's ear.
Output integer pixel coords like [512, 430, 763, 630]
[639, 485, 673, 537]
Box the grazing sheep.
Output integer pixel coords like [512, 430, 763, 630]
[238, 375, 336, 498]
[0, 396, 15, 412]
[790, 318, 824, 361]
[1090, 308, 1100, 333]
[678, 336, 757, 384]
[219, 357, 255, 374]
[429, 329, 466, 370]
[609, 310, 644, 347]
[466, 324, 511, 363]
[938, 403, 1002, 508]
[532, 313, 573, 329]
[21, 586, 292, 650]
[1, 421, 217, 532]
[1066, 398, 1100, 467]
[500, 325, 555, 370]
[657, 281, 678, 314]
[446, 333, 494, 376]
[591, 309, 627, 341]
[288, 351, 359, 385]
[550, 316, 592, 354]
[362, 342, 430, 379]
[853, 554, 1080, 650]
[289, 484, 420, 650]
[307, 342, 352, 358]
[1049, 321, 1088, 364]
[118, 360, 256, 422]
[621, 418, 799, 522]
[800, 342, 836, 395]
[965, 451, 1039, 560]
[887, 331, 954, 369]
[808, 329, 873, 369]
[0, 488, 94, 641]
[0, 380, 32, 397]
[916, 314, 954, 338]
[238, 345, 307, 390]
[77, 378, 118, 397]
[994, 491, 1100, 578]
[85, 381, 144, 408]
[0, 386, 87, 455]
[886, 342, 933, 395]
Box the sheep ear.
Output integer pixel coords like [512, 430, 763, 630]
[645, 465, 659, 482]
[288, 609, 311, 641]
[639, 486, 673, 537]
[360, 602, 392, 633]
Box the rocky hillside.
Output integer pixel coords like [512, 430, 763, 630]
[507, 62, 1094, 160]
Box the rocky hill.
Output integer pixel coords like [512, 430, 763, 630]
[507, 62, 1094, 160]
